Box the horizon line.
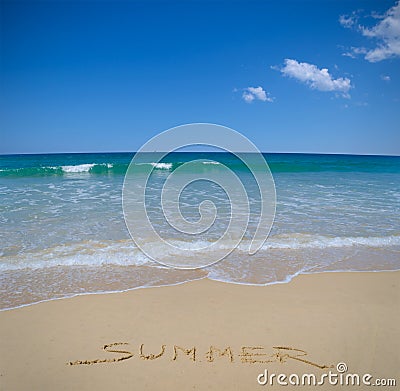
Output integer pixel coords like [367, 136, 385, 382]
[1, 151, 399, 158]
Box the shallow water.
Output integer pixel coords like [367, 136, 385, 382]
[1, 152, 399, 309]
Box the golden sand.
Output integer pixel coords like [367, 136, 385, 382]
[0, 271, 399, 390]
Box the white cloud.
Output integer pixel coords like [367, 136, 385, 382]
[381, 74, 391, 81]
[342, 46, 368, 58]
[339, 13, 358, 29]
[279, 59, 352, 98]
[242, 86, 274, 103]
[340, 1, 400, 62]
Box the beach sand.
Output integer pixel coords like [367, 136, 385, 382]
[0, 271, 399, 390]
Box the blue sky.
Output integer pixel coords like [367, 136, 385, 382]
[1, 0, 399, 155]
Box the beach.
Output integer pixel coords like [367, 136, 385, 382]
[2, 0, 400, 388]
[1, 152, 400, 310]
[1, 271, 398, 390]
[1, 152, 399, 389]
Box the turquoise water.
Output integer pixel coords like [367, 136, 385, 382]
[1, 153, 400, 309]
[1, 152, 399, 177]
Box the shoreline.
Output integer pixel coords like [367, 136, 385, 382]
[1, 268, 399, 312]
[1, 270, 399, 390]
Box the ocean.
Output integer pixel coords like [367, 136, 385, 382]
[1, 152, 400, 310]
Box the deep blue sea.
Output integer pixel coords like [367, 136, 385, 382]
[1, 152, 399, 309]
